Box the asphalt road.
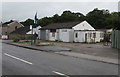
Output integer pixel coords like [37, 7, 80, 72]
[2, 43, 118, 76]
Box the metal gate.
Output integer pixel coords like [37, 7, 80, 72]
[111, 30, 120, 49]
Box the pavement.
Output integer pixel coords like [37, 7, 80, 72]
[2, 43, 118, 75]
[2, 40, 71, 52]
[2, 40, 119, 65]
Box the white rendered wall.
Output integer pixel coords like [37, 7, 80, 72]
[74, 31, 104, 43]
[94, 31, 104, 42]
[72, 21, 95, 31]
[49, 32, 57, 41]
[74, 31, 85, 42]
[59, 29, 74, 42]
[45, 30, 49, 40]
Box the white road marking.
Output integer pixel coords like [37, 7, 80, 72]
[4, 53, 33, 65]
[52, 71, 70, 77]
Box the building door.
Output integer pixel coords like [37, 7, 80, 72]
[85, 33, 87, 43]
[56, 30, 59, 41]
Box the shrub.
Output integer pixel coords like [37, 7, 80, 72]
[13, 37, 20, 42]
[24, 40, 31, 43]
[100, 39, 104, 42]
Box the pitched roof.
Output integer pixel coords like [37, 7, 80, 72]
[2, 20, 14, 27]
[8, 21, 24, 27]
[10, 26, 30, 34]
[3, 20, 13, 25]
[40, 21, 81, 29]
[1, 21, 24, 27]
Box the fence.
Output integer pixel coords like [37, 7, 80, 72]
[111, 30, 120, 49]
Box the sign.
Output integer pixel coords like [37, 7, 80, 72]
[30, 25, 32, 30]
[33, 28, 37, 33]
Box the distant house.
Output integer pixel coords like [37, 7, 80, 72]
[26, 26, 41, 34]
[26, 26, 41, 39]
[39, 21, 104, 43]
[1, 21, 24, 39]
[9, 26, 32, 40]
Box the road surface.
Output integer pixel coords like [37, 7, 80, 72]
[2, 43, 118, 76]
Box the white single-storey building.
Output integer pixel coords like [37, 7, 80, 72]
[39, 21, 104, 43]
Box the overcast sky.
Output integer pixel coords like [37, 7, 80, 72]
[1, 1, 119, 22]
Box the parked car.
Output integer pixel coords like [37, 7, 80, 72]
[1, 35, 8, 39]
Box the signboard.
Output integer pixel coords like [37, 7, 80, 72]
[33, 28, 37, 33]
[30, 25, 32, 30]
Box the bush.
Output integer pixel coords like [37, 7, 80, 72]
[24, 40, 31, 43]
[100, 39, 104, 42]
[13, 37, 20, 42]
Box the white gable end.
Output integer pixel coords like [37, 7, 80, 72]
[26, 26, 41, 34]
[72, 21, 95, 30]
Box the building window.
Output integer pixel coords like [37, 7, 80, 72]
[50, 29, 56, 32]
[90, 33, 92, 38]
[93, 33, 96, 38]
[100, 33, 104, 38]
[62, 29, 67, 32]
[5, 32, 7, 35]
[52, 33, 55, 37]
[75, 33, 78, 38]
[88, 33, 92, 38]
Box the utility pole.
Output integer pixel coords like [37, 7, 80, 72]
[33, 12, 38, 44]
[30, 25, 33, 45]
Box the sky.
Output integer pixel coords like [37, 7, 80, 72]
[1, 0, 119, 22]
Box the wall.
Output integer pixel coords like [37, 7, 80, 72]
[74, 31, 85, 42]
[2, 27, 8, 35]
[94, 31, 104, 42]
[59, 29, 74, 42]
[40, 30, 46, 40]
[46, 30, 49, 40]
[49, 30, 57, 41]
[40, 29, 104, 43]
[2, 22, 23, 35]
[74, 31, 104, 43]
[40, 29, 74, 42]
[69, 30, 74, 42]
[7, 22, 23, 34]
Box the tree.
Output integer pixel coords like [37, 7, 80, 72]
[109, 12, 120, 30]
[86, 8, 111, 29]
[37, 17, 53, 27]
[60, 11, 79, 22]
[52, 14, 60, 22]
[20, 19, 34, 26]
[20, 9, 119, 29]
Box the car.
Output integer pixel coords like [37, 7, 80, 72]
[1, 35, 8, 39]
